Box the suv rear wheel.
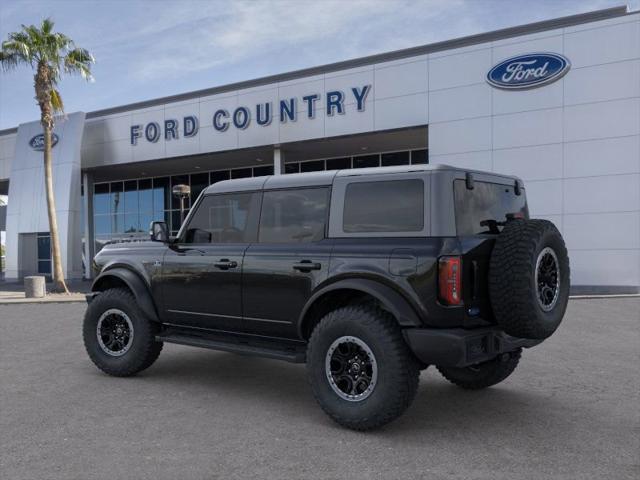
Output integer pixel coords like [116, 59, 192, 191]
[306, 304, 420, 431]
[437, 349, 521, 390]
[83, 288, 163, 377]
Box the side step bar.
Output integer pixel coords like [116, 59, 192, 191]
[157, 327, 307, 363]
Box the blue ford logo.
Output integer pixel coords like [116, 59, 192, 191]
[487, 53, 570, 90]
[29, 133, 59, 151]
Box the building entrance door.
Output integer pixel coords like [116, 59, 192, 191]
[36, 232, 51, 277]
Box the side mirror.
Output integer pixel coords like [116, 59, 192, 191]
[150, 221, 169, 242]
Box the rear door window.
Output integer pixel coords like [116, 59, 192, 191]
[259, 188, 329, 243]
[343, 179, 424, 233]
[454, 180, 528, 235]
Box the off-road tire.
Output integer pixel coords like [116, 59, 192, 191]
[489, 219, 570, 340]
[437, 349, 521, 390]
[83, 288, 163, 377]
[307, 304, 420, 431]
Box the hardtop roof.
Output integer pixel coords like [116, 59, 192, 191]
[203, 164, 521, 194]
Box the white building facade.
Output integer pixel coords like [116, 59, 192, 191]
[0, 6, 638, 293]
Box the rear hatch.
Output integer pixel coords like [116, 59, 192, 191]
[453, 177, 529, 322]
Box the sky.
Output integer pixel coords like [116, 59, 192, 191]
[0, 0, 636, 130]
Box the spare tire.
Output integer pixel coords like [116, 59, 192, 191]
[489, 219, 570, 340]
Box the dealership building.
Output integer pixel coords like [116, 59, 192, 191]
[0, 5, 638, 293]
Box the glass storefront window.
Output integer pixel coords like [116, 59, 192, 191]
[190, 172, 209, 204]
[171, 209, 189, 235]
[124, 180, 138, 213]
[326, 157, 351, 170]
[381, 151, 410, 166]
[138, 179, 153, 213]
[411, 149, 428, 164]
[284, 163, 300, 174]
[253, 165, 274, 177]
[210, 170, 230, 184]
[231, 168, 252, 179]
[353, 154, 380, 169]
[124, 213, 140, 233]
[140, 213, 154, 234]
[300, 160, 325, 172]
[94, 215, 110, 235]
[94, 183, 110, 214]
[110, 182, 123, 216]
[153, 177, 170, 212]
[111, 213, 124, 234]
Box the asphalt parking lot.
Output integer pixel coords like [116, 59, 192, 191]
[1, 298, 638, 480]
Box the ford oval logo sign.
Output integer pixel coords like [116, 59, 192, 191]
[487, 53, 570, 90]
[29, 133, 59, 151]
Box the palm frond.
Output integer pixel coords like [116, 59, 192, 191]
[2, 35, 32, 63]
[64, 47, 94, 81]
[41, 17, 54, 35]
[53, 32, 72, 50]
[50, 88, 64, 113]
[0, 51, 20, 70]
[22, 24, 42, 48]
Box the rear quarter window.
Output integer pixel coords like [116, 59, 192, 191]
[343, 179, 424, 233]
[454, 180, 528, 235]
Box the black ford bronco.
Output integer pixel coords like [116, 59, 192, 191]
[84, 164, 570, 430]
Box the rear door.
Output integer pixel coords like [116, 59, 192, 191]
[160, 191, 261, 331]
[242, 187, 332, 338]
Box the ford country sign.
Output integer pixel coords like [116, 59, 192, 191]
[487, 53, 570, 90]
[29, 133, 59, 151]
[130, 84, 371, 146]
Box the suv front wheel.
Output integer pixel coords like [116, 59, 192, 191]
[83, 288, 163, 377]
[306, 304, 420, 431]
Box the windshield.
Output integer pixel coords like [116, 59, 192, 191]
[454, 179, 528, 235]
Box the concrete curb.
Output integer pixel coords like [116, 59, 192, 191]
[0, 295, 86, 305]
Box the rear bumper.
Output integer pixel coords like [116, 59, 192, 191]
[403, 327, 542, 368]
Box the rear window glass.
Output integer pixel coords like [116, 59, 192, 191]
[454, 180, 528, 235]
[343, 180, 424, 233]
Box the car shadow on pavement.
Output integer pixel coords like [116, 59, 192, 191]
[129, 346, 567, 437]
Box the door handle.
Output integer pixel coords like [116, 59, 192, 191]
[213, 259, 238, 270]
[292, 261, 321, 272]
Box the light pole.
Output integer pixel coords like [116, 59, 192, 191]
[172, 184, 191, 226]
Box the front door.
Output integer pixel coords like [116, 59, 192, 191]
[160, 191, 261, 331]
[242, 187, 332, 338]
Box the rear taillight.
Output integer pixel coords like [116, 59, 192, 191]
[438, 256, 462, 306]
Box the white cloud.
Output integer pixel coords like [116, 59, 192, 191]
[94, 0, 469, 81]
[0, 0, 627, 129]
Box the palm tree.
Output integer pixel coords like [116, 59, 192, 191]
[0, 18, 94, 293]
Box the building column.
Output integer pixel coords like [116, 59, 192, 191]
[273, 146, 285, 175]
[82, 171, 94, 279]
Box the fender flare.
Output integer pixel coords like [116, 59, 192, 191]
[91, 267, 160, 323]
[298, 278, 422, 337]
